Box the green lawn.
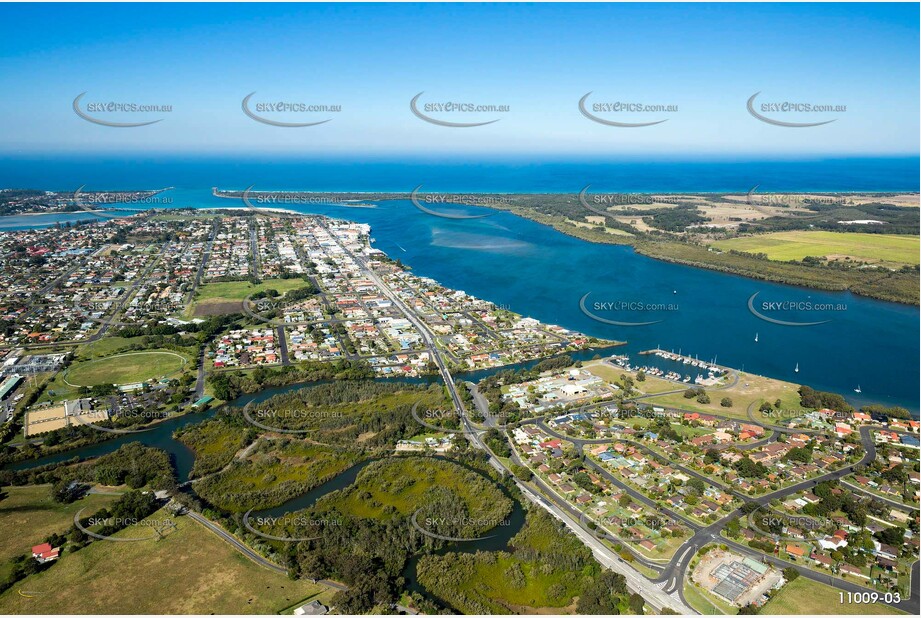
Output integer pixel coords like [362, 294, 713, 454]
[585, 361, 682, 395]
[0, 508, 334, 614]
[0, 485, 119, 564]
[760, 577, 904, 615]
[711, 231, 920, 266]
[188, 278, 311, 317]
[64, 350, 187, 386]
[194, 279, 308, 303]
[73, 336, 149, 360]
[639, 372, 802, 421]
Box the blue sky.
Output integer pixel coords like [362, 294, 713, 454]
[0, 2, 917, 157]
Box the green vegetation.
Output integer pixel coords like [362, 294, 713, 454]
[0, 485, 118, 564]
[174, 412, 257, 478]
[711, 231, 919, 267]
[635, 237, 919, 305]
[76, 336, 154, 359]
[798, 385, 853, 413]
[314, 457, 512, 538]
[241, 379, 447, 448]
[252, 448, 512, 614]
[195, 439, 362, 511]
[64, 350, 187, 386]
[642, 372, 801, 421]
[416, 509, 641, 614]
[1, 443, 177, 491]
[0, 508, 334, 614]
[207, 359, 373, 401]
[189, 278, 309, 316]
[760, 577, 903, 615]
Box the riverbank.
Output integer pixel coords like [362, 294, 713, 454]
[478, 199, 920, 306]
[208, 189, 920, 305]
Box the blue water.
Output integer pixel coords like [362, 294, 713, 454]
[0, 157, 917, 413]
[0, 155, 918, 193]
[0, 210, 136, 230]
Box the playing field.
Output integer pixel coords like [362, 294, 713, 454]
[711, 231, 919, 266]
[0, 508, 337, 614]
[760, 577, 904, 615]
[64, 350, 187, 386]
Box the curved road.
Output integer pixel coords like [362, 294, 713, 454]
[519, 396, 919, 614]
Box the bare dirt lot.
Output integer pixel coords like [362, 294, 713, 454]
[193, 300, 244, 316]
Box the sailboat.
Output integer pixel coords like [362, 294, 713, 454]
[794, 363, 799, 373]
[754, 333, 759, 343]
[854, 385, 862, 393]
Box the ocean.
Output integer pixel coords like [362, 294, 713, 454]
[0, 155, 918, 413]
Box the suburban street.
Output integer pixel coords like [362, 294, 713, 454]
[518, 399, 919, 614]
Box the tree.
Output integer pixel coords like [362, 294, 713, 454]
[725, 518, 741, 538]
[510, 464, 533, 482]
[720, 397, 733, 408]
[687, 478, 706, 495]
[737, 603, 759, 614]
[576, 570, 631, 614]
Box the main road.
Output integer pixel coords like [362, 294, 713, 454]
[335, 223, 693, 614]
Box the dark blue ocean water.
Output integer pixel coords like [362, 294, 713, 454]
[0, 156, 918, 413]
[0, 155, 918, 193]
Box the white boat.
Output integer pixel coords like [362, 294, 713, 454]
[794, 363, 799, 373]
[854, 385, 862, 393]
[754, 333, 758, 343]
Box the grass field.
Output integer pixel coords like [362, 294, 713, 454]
[0, 508, 336, 614]
[585, 359, 802, 421]
[189, 279, 308, 316]
[0, 485, 118, 564]
[639, 372, 802, 421]
[760, 577, 904, 615]
[585, 361, 681, 395]
[711, 231, 920, 267]
[64, 350, 187, 386]
[73, 337, 149, 360]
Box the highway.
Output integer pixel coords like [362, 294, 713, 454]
[333, 223, 693, 613]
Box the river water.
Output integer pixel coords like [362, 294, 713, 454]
[5, 186, 917, 411]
